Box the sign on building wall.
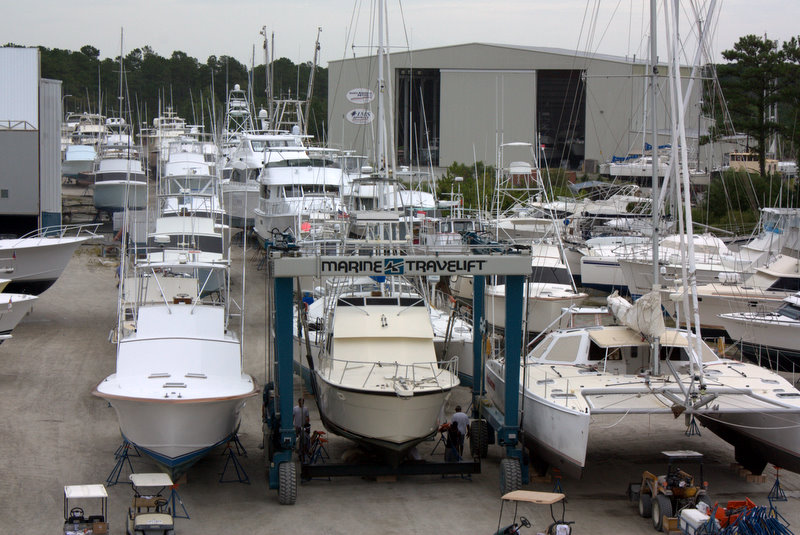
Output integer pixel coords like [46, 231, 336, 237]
[346, 88, 375, 104]
[345, 109, 375, 125]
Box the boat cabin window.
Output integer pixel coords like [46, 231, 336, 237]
[544, 335, 582, 362]
[527, 337, 554, 360]
[659, 343, 717, 363]
[766, 278, 800, 292]
[587, 342, 622, 361]
[250, 140, 267, 152]
[452, 220, 475, 233]
[265, 158, 313, 168]
[308, 157, 340, 169]
[777, 302, 800, 320]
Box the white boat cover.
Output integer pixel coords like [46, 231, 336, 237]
[606, 290, 665, 338]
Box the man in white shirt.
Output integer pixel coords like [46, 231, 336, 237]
[451, 405, 470, 456]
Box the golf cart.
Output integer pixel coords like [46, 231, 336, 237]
[495, 490, 572, 535]
[63, 484, 109, 534]
[126, 473, 176, 535]
[634, 450, 712, 531]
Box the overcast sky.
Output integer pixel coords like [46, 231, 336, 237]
[3, 0, 798, 68]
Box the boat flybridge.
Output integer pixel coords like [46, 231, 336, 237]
[485, 291, 800, 479]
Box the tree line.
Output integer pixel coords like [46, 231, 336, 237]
[4, 43, 328, 139]
[709, 34, 800, 176]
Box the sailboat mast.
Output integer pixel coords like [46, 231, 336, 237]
[377, 0, 386, 175]
[649, 0, 661, 375]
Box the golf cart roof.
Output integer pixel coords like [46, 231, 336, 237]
[64, 484, 107, 499]
[501, 490, 565, 505]
[130, 473, 173, 488]
[662, 450, 703, 461]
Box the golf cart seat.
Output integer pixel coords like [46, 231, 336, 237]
[134, 496, 163, 512]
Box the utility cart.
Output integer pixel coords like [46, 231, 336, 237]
[126, 473, 176, 535]
[633, 450, 712, 531]
[63, 484, 109, 535]
[494, 490, 572, 535]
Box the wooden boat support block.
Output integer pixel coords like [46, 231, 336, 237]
[662, 516, 678, 533]
[746, 474, 767, 483]
[376, 475, 397, 483]
[729, 463, 743, 471]
[739, 468, 752, 478]
[530, 474, 552, 483]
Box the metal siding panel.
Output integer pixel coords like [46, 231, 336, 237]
[327, 44, 657, 170]
[0, 48, 39, 126]
[40, 79, 62, 214]
[0, 131, 39, 215]
[439, 70, 536, 167]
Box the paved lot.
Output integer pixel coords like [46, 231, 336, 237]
[2, 242, 799, 534]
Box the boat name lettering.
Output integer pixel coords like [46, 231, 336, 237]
[405, 259, 487, 273]
[322, 259, 383, 273]
[320, 258, 487, 275]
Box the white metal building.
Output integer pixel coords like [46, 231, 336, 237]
[0, 47, 62, 235]
[327, 42, 705, 174]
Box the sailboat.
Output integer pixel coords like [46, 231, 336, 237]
[484, 0, 800, 480]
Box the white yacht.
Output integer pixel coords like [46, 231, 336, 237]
[485, 291, 800, 478]
[295, 276, 459, 462]
[222, 133, 299, 229]
[0, 279, 37, 340]
[661, 253, 800, 336]
[62, 144, 97, 181]
[719, 292, 800, 371]
[94, 259, 256, 475]
[0, 225, 96, 295]
[253, 139, 347, 243]
[452, 276, 587, 335]
[93, 121, 148, 214]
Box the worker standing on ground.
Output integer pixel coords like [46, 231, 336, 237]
[451, 405, 470, 456]
[293, 397, 310, 456]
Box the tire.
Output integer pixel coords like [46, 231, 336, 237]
[638, 492, 652, 518]
[500, 458, 522, 495]
[278, 461, 297, 505]
[470, 419, 490, 458]
[652, 494, 673, 531]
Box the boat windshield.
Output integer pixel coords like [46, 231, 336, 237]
[777, 303, 800, 320]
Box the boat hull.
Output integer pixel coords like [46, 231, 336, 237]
[0, 236, 89, 295]
[719, 314, 800, 370]
[314, 372, 452, 461]
[486, 285, 587, 334]
[100, 395, 250, 475]
[485, 360, 589, 479]
[94, 180, 148, 213]
[220, 185, 258, 228]
[698, 410, 800, 475]
[0, 293, 36, 338]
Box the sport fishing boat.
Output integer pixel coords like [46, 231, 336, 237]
[295, 275, 459, 463]
[0, 225, 97, 295]
[94, 258, 257, 475]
